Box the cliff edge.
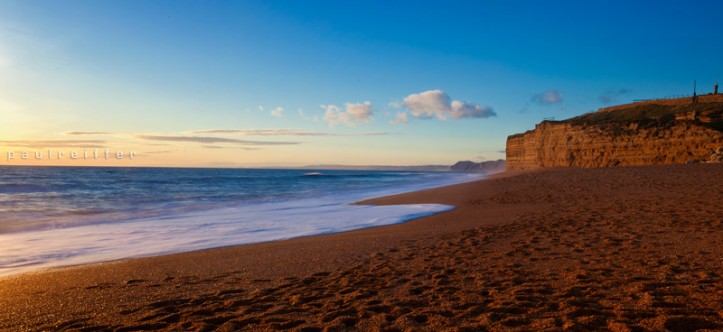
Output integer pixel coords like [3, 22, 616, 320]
[506, 96, 723, 170]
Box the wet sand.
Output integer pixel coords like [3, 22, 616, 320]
[0, 164, 721, 331]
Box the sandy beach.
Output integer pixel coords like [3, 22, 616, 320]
[0, 164, 721, 331]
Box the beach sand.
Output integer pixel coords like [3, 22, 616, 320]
[0, 164, 721, 331]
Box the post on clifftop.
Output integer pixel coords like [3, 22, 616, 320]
[715, 81, 719, 94]
[691, 80, 698, 104]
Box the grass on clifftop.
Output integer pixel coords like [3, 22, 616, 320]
[564, 102, 723, 132]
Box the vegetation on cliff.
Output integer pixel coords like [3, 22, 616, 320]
[565, 102, 723, 132]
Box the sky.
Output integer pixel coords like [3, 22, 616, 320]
[1, 0, 721, 167]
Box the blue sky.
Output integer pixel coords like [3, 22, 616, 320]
[1, 1, 721, 167]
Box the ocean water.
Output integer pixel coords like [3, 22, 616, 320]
[0, 166, 484, 277]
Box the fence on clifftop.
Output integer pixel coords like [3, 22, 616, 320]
[598, 94, 723, 113]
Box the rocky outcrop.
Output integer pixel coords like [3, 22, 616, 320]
[450, 160, 505, 172]
[506, 101, 723, 170]
[709, 146, 723, 163]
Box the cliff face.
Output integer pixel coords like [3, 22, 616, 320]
[506, 101, 723, 170]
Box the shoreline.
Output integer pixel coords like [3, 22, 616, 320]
[0, 169, 504, 281]
[0, 170, 484, 278]
[0, 171, 498, 281]
[1, 164, 721, 331]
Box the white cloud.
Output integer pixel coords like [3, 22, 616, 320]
[403, 90, 495, 120]
[389, 112, 409, 125]
[345, 101, 373, 121]
[531, 90, 563, 105]
[388, 100, 403, 109]
[258, 105, 264, 112]
[321, 104, 342, 125]
[322, 101, 373, 127]
[271, 106, 284, 117]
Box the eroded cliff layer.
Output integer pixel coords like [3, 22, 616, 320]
[506, 100, 723, 170]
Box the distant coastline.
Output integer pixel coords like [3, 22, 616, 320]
[0, 161, 505, 172]
[294, 159, 505, 172]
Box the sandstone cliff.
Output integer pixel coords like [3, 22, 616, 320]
[506, 99, 723, 170]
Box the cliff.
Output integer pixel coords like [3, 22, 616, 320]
[450, 160, 505, 173]
[506, 99, 723, 170]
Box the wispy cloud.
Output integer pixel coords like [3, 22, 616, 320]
[271, 106, 284, 117]
[0, 140, 107, 148]
[191, 128, 387, 137]
[132, 150, 176, 157]
[355, 132, 388, 136]
[403, 90, 495, 120]
[322, 101, 373, 127]
[389, 112, 409, 125]
[64, 131, 111, 135]
[599, 88, 632, 104]
[193, 129, 318, 136]
[202, 145, 261, 150]
[135, 135, 299, 145]
[531, 90, 563, 105]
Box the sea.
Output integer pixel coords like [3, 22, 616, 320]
[0, 166, 484, 277]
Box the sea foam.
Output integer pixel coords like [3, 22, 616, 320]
[0, 169, 483, 277]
